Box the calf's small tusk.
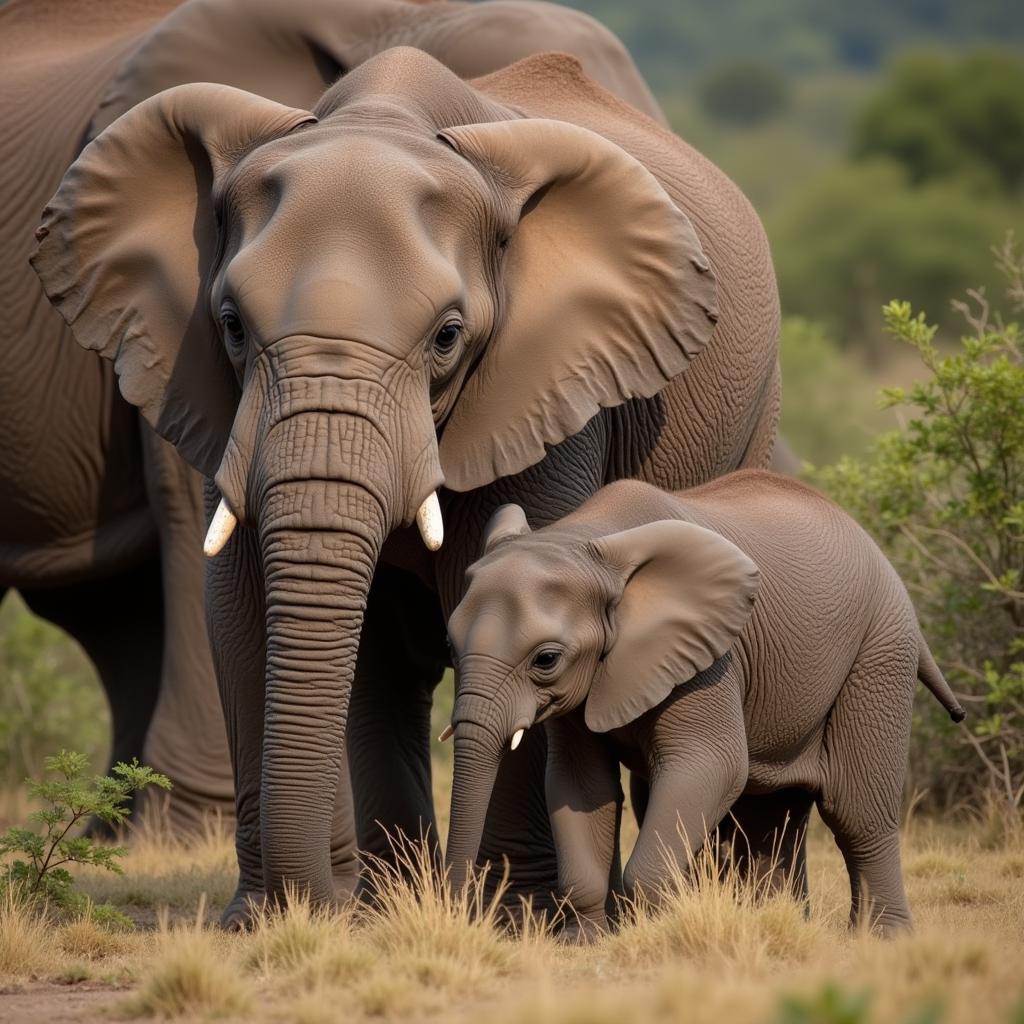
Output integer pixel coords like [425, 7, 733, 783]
[438, 724, 454, 742]
[416, 491, 444, 551]
[510, 728, 525, 751]
[204, 498, 237, 558]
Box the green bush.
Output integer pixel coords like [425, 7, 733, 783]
[0, 750, 170, 927]
[0, 594, 109, 791]
[817, 239, 1024, 815]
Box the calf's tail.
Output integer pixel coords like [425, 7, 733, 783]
[918, 638, 966, 722]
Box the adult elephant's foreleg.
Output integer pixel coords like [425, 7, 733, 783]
[141, 426, 234, 834]
[715, 788, 815, 903]
[347, 563, 448, 881]
[475, 729, 560, 917]
[205, 507, 268, 929]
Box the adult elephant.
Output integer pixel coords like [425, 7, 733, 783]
[0, 0, 663, 833]
[32, 46, 780, 924]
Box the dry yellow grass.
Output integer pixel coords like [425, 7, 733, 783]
[0, 814, 1021, 1023]
[0, 887, 54, 981]
[120, 902, 251, 1019]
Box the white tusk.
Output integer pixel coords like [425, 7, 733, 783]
[203, 498, 238, 558]
[438, 724, 454, 742]
[416, 491, 444, 551]
[510, 728, 525, 751]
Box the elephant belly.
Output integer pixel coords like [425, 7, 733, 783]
[744, 743, 827, 797]
[0, 345, 156, 587]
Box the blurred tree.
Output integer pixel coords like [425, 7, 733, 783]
[698, 61, 791, 126]
[770, 160, 1023, 354]
[778, 318, 893, 466]
[852, 49, 1024, 194]
[0, 595, 108, 792]
[563, 1, 1024, 88]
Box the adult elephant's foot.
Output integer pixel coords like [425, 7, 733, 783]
[855, 907, 914, 938]
[333, 863, 360, 905]
[556, 913, 607, 945]
[219, 889, 267, 931]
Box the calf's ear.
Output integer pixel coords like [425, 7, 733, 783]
[585, 520, 758, 732]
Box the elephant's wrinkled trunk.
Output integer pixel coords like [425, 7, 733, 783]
[447, 719, 505, 894]
[445, 678, 537, 892]
[254, 404, 397, 905]
[212, 352, 444, 905]
[259, 478, 383, 904]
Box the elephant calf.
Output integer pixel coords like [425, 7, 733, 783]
[443, 471, 965, 938]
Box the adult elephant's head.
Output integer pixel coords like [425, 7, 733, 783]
[31, 49, 717, 903]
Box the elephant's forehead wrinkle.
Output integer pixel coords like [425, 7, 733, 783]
[460, 600, 565, 666]
[456, 553, 593, 661]
[232, 125, 467, 217]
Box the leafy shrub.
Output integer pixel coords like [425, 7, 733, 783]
[776, 984, 872, 1024]
[0, 750, 171, 926]
[817, 239, 1024, 817]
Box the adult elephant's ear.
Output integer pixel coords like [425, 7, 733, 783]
[585, 521, 758, 733]
[436, 118, 718, 493]
[30, 84, 316, 477]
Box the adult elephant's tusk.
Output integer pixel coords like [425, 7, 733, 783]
[510, 728, 525, 751]
[416, 491, 444, 551]
[204, 498, 237, 557]
[438, 724, 454, 742]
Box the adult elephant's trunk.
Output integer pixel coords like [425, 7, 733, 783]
[259, 475, 383, 904]
[207, 346, 444, 904]
[243, 383, 438, 902]
[445, 676, 537, 893]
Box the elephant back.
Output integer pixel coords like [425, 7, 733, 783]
[474, 53, 783, 488]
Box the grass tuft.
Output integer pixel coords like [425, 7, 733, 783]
[121, 902, 251, 1019]
[0, 888, 53, 980]
[357, 832, 547, 990]
[1, 811, 1023, 1023]
[58, 914, 130, 960]
[79, 817, 236, 917]
[602, 838, 828, 971]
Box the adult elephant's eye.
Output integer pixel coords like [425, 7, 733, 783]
[433, 320, 462, 354]
[220, 307, 246, 352]
[531, 649, 562, 672]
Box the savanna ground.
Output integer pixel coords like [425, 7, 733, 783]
[1, 679, 1023, 1024]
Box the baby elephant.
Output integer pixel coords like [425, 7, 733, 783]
[443, 472, 964, 937]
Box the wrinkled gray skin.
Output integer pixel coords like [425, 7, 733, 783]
[0, 0, 665, 833]
[446, 473, 965, 939]
[28, 42, 782, 927]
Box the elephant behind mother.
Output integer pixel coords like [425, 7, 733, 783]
[0, 0, 665, 835]
[31, 47, 781, 925]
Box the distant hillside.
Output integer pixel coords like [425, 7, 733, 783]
[563, 0, 1024, 90]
